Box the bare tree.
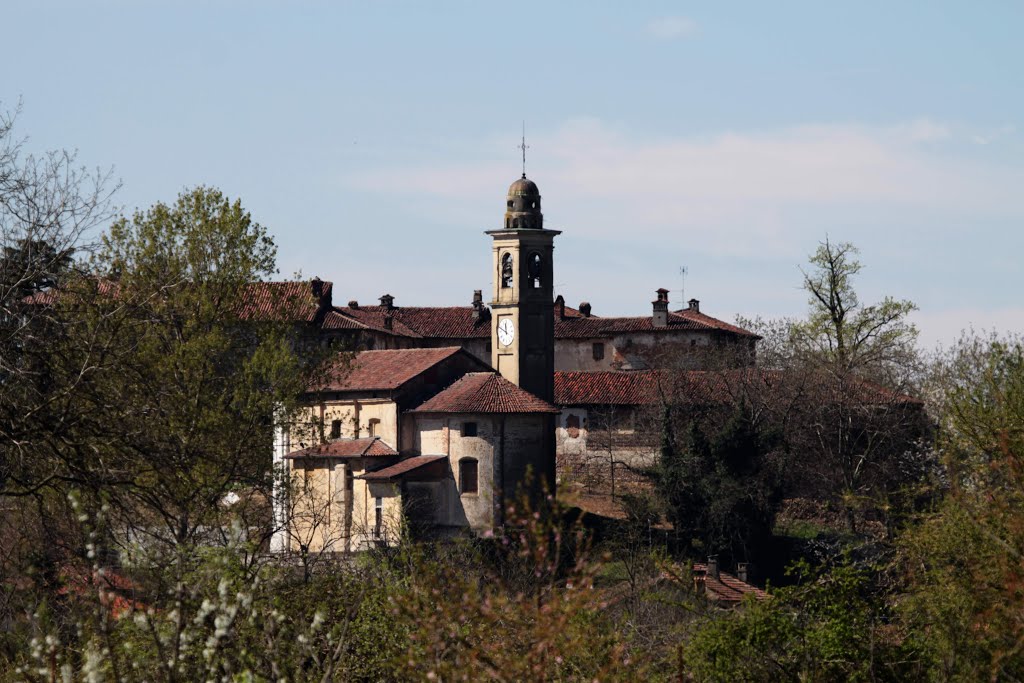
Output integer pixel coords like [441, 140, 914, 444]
[0, 101, 119, 495]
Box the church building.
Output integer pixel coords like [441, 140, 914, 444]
[274, 173, 758, 551]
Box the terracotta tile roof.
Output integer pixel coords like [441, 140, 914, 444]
[285, 437, 398, 459]
[325, 300, 754, 340]
[692, 563, 768, 603]
[555, 369, 921, 407]
[237, 281, 331, 322]
[412, 372, 560, 414]
[555, 370, 663, 406]
[25, 279, 333, 326]
[554, 309, 757, 339]
[359, 454, 448, 480]
[328, 305, 489, 338]
[319, 347, 466, 392]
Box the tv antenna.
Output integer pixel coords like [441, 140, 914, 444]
[679, 266, 688, 307]
[517, 121, 530, 178]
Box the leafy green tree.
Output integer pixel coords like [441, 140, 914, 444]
[899, 334, 1024, 681]
[659, 404, 783, 565]
[683, 559, 921, 682]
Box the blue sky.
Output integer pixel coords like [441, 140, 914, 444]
[5, 1, 1023, 348]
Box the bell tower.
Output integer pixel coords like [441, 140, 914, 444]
[486, 174, 560, 403]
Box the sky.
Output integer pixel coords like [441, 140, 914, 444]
[4, 1, 1023, 349]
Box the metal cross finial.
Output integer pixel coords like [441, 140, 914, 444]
[518, 121, 529, 178]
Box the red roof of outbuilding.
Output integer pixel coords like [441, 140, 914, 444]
[319, 347, 470, 392]
[237, 281, 331, 322]
[412, 373, 560, 414]
[692, 563, 768, 603]
[285, 437, 398, 459]
[359, 454, 448, 481]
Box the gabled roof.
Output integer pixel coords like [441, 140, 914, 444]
[359, 454, 448, 481]
[319, 347, 473, 392]
[411, 372, 560, 414]
[285, 437, 398, 459]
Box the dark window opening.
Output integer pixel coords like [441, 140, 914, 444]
[460, 458, 479, 494]
[330, 419, 342, 439]
[507, 199, 513, 209]
[374, 496, 383, 538]
[565, 414, 581, 439]
[463, 421, 478, 437]
[528, 252, 542, 289]
[368, 418, 380, 437]
[592, 342, 605, 361]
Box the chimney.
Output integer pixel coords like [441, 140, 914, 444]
[652, 288, 670, 327]
[579, 301, 592, 318]
[555, 295, 566, 319]
[379, 293, 395, 311]
[736, 562, 749, 584]
[311, 277, 332, 306]
[348, 300, 359, 310]
[707, 556, 719, 581]
[688, 298, 700, 313]
[383, 312, 393, 330]
[472, 289, 485, 320]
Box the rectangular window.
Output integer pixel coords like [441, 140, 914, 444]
[592, 342, 605, 361]
[463, 421, 478, 437]
[330, 419, 342, 439]
[459, 459, 478, 494]
[374, 497, 383, 538]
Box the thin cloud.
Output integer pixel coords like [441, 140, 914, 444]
[647, 16, 697, 40]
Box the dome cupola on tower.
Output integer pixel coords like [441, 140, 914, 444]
[504, 174, 543, 229]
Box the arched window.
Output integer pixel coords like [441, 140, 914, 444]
[501, 253, 513, 288]
[459, 458, 478, 494]
[528, 252, 542, 289]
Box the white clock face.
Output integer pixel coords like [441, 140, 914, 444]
[497, 318, 515, 347]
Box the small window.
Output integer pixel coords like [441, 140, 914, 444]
[507, 199, 513, 209]
[368, 418, 380, 437]
[330, 419, 342, 439]
[459, 458, 478, 494]
[592, 342, 605, 361]
[463, 421, 478, 437]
